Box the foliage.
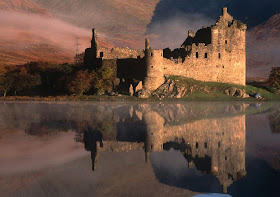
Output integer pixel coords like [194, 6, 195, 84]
[14, 70, 41, 95]
[0, 65, 41, 96]
[67, 70, 94, 95]
[268, 67, 280, 93]
[0, 66, 15, 97]
[74, 53, 85, 66]
[92, 66, 115, 94]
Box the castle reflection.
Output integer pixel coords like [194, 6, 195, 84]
[82, 104, 248, 193]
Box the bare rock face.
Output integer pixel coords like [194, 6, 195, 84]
[152, 79, 190, 98]
[224, 87, 249, 98]
[137, 78, 250, 99]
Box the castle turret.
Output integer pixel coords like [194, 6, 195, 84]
[143, 38, 165, 91]
[91, 28, 99, 58]
[84, 28, 100, 67]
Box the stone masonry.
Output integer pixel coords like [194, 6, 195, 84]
[84, 7, 247, 92]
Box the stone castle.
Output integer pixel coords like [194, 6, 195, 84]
[84, 7, 247, 93]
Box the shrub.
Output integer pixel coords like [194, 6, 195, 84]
[67, 70, 94, 95]
[268, 67, 280, 93]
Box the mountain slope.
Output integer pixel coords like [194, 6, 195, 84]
[0, 0, 112, 65]
[32, 0, 160, 48]
[247, 14, 280, 78]
[0, 0, 50, 15]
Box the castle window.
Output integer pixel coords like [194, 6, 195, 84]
[204, 53, 208, 58]
[204, 142, 208, 148]
[225, 156, 227, 161]
[100, 52, 104, 58]
[225, 40, 228, 44]
[151, 145, 153, 149]
[223, 66, 225, 69]
[196, 52, 199, 58]
[218, 53, 221, 59]
[218, 142, 221, 148]
[196, 142, 198, 149]
[151, 52, 153, 56]
[151, 65, 153, 68]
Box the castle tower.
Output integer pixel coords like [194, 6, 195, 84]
[210, 7, 247, 85]
[84, 28, 100, 67]
[143, 38, 165, 91]
[91, 28, 99, 58]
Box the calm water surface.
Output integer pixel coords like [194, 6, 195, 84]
[0, 101, 279, 197]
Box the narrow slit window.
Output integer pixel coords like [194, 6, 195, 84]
[225, 40, 228, 44]
[100, 52, 104, 58]
[196, 52, 199, 58]
[151, 52, 153, 56]
[204, 142, 207, 148]
[218, 53, 221, 59]
[204, 53, 208, 58]
[196, 142, 198, 149]
[218, 142, 221, 148]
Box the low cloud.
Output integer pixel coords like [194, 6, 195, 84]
[146, 13, 215, 49]
[0, 11, 106, 55]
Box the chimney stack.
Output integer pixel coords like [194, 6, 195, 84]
[223, 7, 228, 16]
[145, 38, 150, 50]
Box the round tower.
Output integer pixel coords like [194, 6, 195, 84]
[143, 38, 165, 91]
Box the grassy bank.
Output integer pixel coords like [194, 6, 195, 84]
[167, 76, 280, 101]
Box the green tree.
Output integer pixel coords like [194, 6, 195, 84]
[0, 66, 16, 97]
[68, 70, 94, 95]
[268, 67, 280, 93]
[14, 72, 41, 95]
[92, 66, 115, 94]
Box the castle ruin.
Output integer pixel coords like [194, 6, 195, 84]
[84, 7, 247, 93]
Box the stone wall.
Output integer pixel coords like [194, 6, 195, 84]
[84, 7, 247, 92]
[97, 47, 144, 59]
[159, 8, 247, 86]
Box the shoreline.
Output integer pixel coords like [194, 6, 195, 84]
[0, 95, 279, 102]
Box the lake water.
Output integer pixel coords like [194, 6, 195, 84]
[0, 101, 279, 197]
